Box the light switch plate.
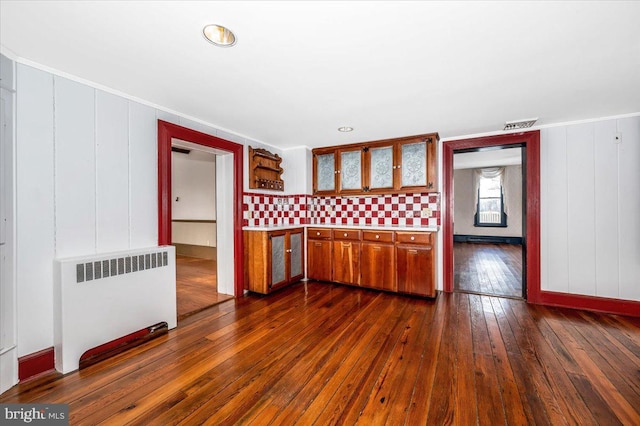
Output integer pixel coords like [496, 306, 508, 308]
[421, 208, 432, 218]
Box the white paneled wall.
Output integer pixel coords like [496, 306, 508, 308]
[14, 63, 286, 359]
[129, 102, 158, 249]
[54, 77, 95, 258]
[541, 116, 640, 301]
[16, 65, 55, 355]
[96, 91, 130, 252]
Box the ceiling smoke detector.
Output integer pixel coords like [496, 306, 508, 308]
[503, 118, 538, 131]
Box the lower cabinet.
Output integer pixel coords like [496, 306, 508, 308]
[332, 230, 361, 285]
[360, 231, 396, 292]
[396, 231, 436, 297]
[244, 228, 304, 294]
[306, 227, 437, 298]
[307, 228, 332, 281]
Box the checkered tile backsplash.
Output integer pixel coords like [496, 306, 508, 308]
[243, 192, 440, 227]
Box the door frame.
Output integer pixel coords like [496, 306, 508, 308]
[442, 131, 541, 302]
[157, 120, 244, 297]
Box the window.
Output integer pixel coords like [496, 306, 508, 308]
[474, 168, 507, 227]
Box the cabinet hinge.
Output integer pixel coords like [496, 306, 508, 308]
[426, 137, 433, 144]
[363, 186, 370, 192]
[268, 235, 272, 240]
[427, 182, 434, 189]
[363, 147, 369, 152]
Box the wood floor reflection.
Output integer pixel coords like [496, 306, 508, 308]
[176, 255, 233, 319]
[454, 242, 523, 298]
[2, 282, 639, 424]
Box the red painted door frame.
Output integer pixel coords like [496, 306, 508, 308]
[157, 120, 244, 297]
[442, 131, 541, 301]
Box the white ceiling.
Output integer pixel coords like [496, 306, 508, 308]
[2, 1, 639, 149]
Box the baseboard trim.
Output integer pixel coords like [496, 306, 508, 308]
[454, 234, 523, 245]
[532, 290, 640, 318]
[18, 347, 54, 381]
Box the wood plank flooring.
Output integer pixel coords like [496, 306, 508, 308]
[2, 282, 639, 425]
[176, 255, 233, 319]
[454, 242, 523, 298]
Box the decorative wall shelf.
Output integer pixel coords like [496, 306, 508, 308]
[249, 146, 284, 191]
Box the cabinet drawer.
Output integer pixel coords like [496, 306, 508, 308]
[334, 229, 361, 241]
[362, 231, 395, 243]
[396, 231, 433, 245]
[308, 228, 332, 239]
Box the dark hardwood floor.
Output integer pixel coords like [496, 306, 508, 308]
[454, 242, 523, 298]
[2, 282, 639, 425]
[176, 255, 233, 319]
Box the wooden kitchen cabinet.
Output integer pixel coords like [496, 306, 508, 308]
[312, 133, 439, 196]
[332, 230, 361, 285]
[360, 231, 396, 292]
[306, 227, 437, 298]
[244, 228, 304, 294]
[307, 228, 332, 282]
[313, 148, 337, 195]
[396, 231, 436, 297]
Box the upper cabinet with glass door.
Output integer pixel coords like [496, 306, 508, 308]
[313, 148, 337, 195]
[313, 133, 439, 196]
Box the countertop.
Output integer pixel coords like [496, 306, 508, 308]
[243, 224, 439, 232]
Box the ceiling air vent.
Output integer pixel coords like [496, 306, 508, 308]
[503, 118, 538, 131]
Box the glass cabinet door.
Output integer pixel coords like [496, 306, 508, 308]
[270, 234, 286, 286]
[339, 149, 363, 191]
[315, 152, 336, 192]
[289, 232, 303, 279]
[368, 145, 394, 190]
[399, 141, 427, 188]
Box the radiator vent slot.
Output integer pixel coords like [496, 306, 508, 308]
[76, 250, 169, 283]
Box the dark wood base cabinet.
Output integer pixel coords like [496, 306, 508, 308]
[307, 228, 332, 281]
[307, 228, 437, 298]
[244, 228, 304, 294]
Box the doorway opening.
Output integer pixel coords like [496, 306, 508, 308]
[157, 121, 245, 316]
[442, 131, 540, 301]
[452, 146, 525, 298]
[171, 140, 233, 318]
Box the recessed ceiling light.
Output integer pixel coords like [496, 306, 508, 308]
[338, 126, 354, 132]
[203, 24, 236, 47]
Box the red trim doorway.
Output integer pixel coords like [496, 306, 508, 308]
[157, 120, 244, 297]
[442, 131, 541, 301]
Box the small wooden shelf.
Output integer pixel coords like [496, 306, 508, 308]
[249, 146, 284, 191]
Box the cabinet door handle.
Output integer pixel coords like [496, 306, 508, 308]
[343, 233, 348, 237]
[410, 236, 415, 241]
[375, 235, 380, 239]
[286, 249, 293, 253]
[316, 232, 321, 236]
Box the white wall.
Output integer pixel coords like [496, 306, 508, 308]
[13, 63, 284, 359]
[453, 165, 522, 237]
[282, 146, 313, 194]
[171, 152, 216, 220]
[541, 116, 640, 301]
[171, 152, 217, 247]
[0, 53, 18, 394]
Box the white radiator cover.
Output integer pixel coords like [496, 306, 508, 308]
[53, 246, 177, 374]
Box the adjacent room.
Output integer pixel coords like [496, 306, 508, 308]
[453, 147, 524, 298]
